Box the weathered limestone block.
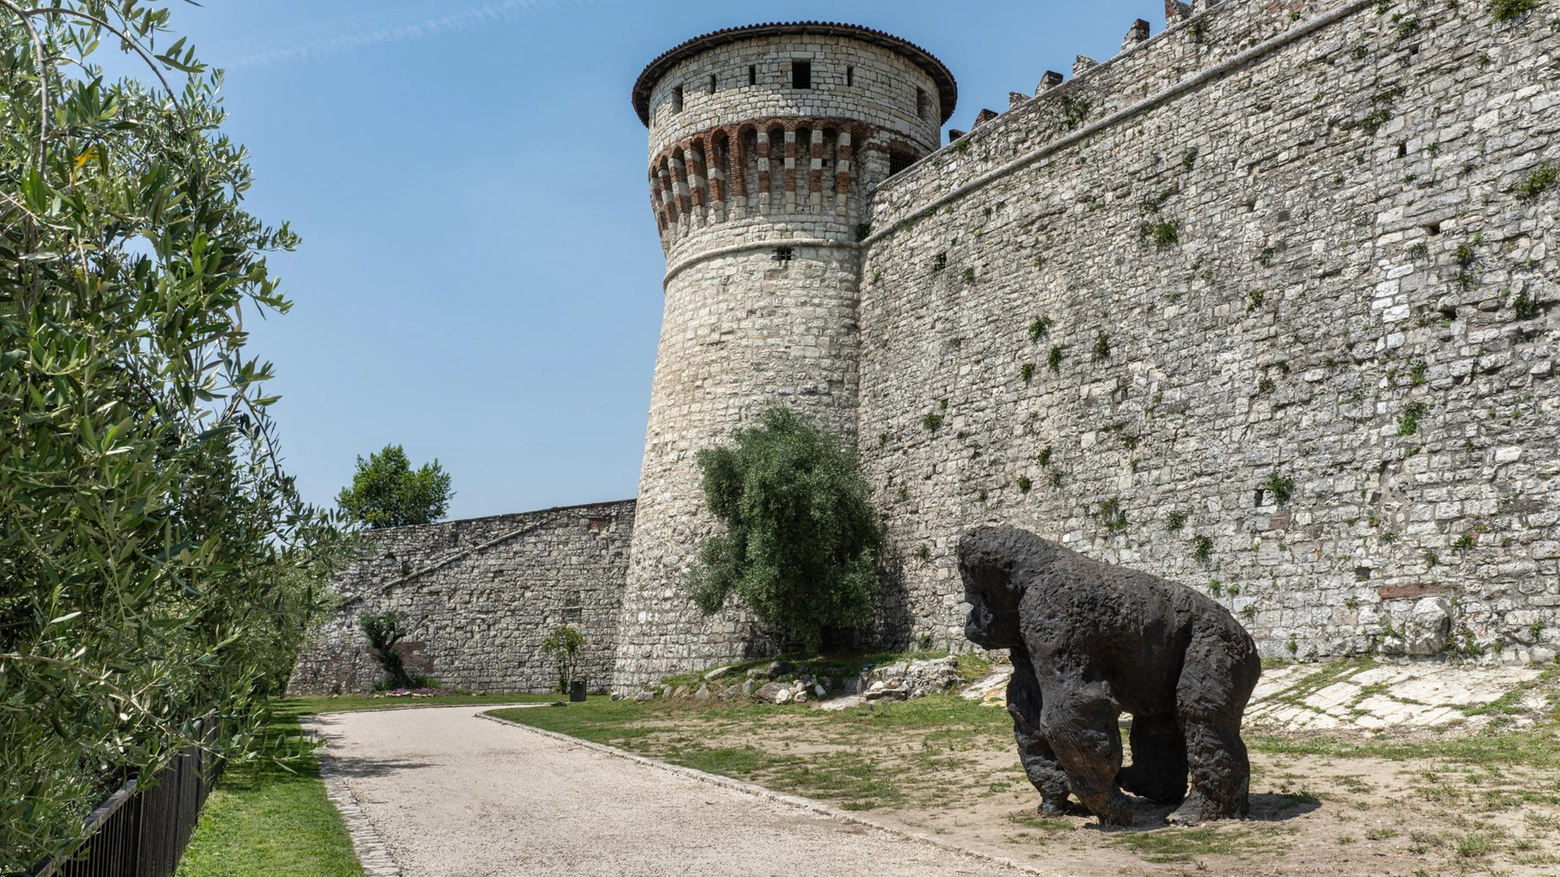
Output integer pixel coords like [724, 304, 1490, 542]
[858, 656, 962, 700]
[1403, 598, 1454, 657]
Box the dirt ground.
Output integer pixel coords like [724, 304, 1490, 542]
[539, 668, 1560, 877]
[873, 746, 1560, 876]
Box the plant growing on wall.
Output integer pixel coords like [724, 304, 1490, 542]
[1452, 242, 1479, 290]
[1192, 535, 1215, 565]
[541, 625, 586, 694]
[1048, 345, 1066, 374]
[1512, 291, 1538, 320]
[1093, 497, 1129, 533]
[1261, 473, 1296, 507]
[1398, 401, 1431, 436]
[1029, 316, 1053, 342]
[1491, 0, 1540, 23]
[686, 406, 882, 655]
[1141, 220, 1180, 250]
[1058, 94, 1093, 131]
[361, 612, 416, 690]
[1515, 162, 1557, 201]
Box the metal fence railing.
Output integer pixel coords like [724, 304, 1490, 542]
[19, 718, 223, 877]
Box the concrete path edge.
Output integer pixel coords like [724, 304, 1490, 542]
[476, 710, 1047, 876]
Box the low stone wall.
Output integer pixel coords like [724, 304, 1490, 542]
[288, 500, 635, 695]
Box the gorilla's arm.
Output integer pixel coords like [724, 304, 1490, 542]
[1034, 652, 1133, 825]
[1005, 645, 1071, 813]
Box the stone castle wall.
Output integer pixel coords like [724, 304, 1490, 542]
[855, 0, 1559, 662]
[288, 500, 634, 695]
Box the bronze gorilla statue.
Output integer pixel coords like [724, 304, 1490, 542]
[959, 526, 1260, 826]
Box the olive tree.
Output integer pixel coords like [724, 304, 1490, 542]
[686, 406, 881, 655]
[0, 2, 345, 867]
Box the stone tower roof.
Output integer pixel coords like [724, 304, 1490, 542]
[631, 21, 958, 127]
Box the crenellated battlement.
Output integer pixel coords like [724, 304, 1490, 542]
[870, 0, 1345, 229]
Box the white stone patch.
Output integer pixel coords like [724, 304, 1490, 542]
[1245, 662, 1545, 733]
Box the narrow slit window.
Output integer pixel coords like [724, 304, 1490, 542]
[792, 60, 812, 89]
[846, 66, 854, 87]
[671, 85, 684, 114]
[748, 65, 757, 86]
[709, 73, 717, 95]
[916, 87, 929, 120]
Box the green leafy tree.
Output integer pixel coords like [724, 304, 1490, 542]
[687, 406, 882, 655]
[337, 444, 454, 529]
[0, 3, 347, 868]
[359, 611, 415, 690]
[540, 624, 585, 694]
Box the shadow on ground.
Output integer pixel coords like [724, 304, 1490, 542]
[1071, 790, 1320, 834]
[322, 755, 436, 779]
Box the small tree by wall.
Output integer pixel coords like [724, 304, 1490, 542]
[540, 624, 585, 694]
[686, 406, 882, 655]
[359, 611, 416, 689]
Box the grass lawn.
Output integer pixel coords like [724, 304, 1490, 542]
[491, 694, 1014, 811]
[175, 716, 362, 877]
[278, 691, 567, 718]
[176, 692, 567, 877]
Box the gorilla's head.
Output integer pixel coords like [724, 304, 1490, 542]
[957, 526, 1040, 650]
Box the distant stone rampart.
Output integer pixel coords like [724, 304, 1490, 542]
[288, 500, 634, 695]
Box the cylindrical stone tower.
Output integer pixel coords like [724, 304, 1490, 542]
[613, 22, 957, 690]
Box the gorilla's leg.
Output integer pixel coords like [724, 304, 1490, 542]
[1007, 647, 1071, 814]
[1168, 632, 1260, 824]
[1116, 714, 1188, 805]
[1037, 661, 1132, 826]
[1170, 718, 1250, 824]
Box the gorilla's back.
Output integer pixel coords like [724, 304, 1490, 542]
[1019, 542, 1255, 714]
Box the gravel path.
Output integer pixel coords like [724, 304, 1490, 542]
[306, 705, 1031, 877]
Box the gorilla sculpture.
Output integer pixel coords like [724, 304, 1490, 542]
[959, 526, 1260, 826]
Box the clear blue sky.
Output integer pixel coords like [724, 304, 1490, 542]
[166, 0, 1164, 520]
